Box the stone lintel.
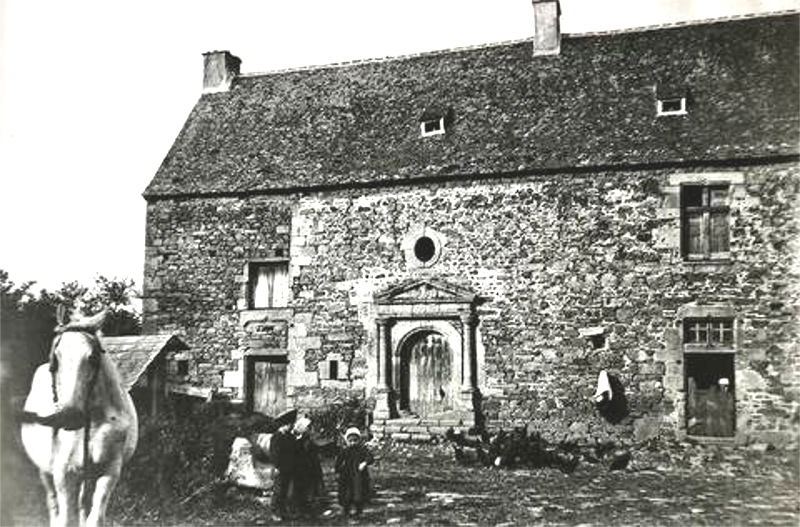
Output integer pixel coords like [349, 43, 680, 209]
[244, 348, 288, 357]
[240, 309, 293, 325]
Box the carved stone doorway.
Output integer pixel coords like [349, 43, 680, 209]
[373, 278, 478, 422]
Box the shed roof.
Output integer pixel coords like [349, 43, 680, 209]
[102, 335, 189, 390]
[144, 12, 799, 199]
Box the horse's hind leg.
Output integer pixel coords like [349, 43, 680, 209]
[85, 470, 120, 527]
[39, 472, 59, 526]
[80, 477, 97, 526]
[53, 470, 80, 527]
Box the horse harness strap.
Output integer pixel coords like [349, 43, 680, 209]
[49, 327, 104, 482]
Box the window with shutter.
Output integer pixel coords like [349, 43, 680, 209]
[681, 185, 730, 260]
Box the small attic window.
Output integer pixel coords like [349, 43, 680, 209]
[658, 97, 687, 116]
[420, 117, 445, 137]
[656, 83, 688, 117]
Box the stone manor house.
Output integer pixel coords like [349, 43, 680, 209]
[142, 1, 799, 446]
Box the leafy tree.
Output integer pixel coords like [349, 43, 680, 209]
[0, 271, 142, 395]
[0, 271, 55, 395]
[74, 276, 142, 336]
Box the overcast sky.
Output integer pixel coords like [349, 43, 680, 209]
[1, 0, 797, 292]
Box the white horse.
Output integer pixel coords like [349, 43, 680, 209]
[20, 309, 138, 527]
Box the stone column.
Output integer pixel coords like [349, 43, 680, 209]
[460, 313, 476, 412]
[374, 318, 392, 419]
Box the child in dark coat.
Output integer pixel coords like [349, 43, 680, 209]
[335, 427, 374, 516]
[269, 423, 298, 520]
[291, 417, 324, 514]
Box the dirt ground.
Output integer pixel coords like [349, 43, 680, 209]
[7, 438, 798, 526]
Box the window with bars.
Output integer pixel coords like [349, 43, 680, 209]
[681, 185, 730, 259]
[248, 261, 289, 309]
[683, 319, 734, 349]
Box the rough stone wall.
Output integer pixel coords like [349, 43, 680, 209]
[143, 160, 799, 444]
[143, 198, 292, 393]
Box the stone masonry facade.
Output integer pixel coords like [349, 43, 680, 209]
[142, 8, 798, 445]
[144, 160, 800, 445]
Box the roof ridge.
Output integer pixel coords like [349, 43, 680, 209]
[568, 8, 800, 38]
[235, 10, 798, 79]
[238, 37, 533, 78]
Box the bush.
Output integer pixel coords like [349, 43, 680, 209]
[111, 400, 276, 524]
[307, 397, 368, 443]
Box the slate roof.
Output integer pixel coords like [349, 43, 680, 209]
[144, 13, 799, 199]
[102, 335, 189, 390]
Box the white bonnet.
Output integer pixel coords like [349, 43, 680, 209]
[292, 417, 311, 435]
[344, 427, 361, 439]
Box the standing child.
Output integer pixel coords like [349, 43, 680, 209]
[292, 417, 324, 516]
[335, 427, 374, 516]
[269, 422, 298, 521]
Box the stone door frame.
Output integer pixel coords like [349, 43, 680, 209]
[373, 279, 478, 420]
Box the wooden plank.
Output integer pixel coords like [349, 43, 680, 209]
[253, 360, 286, 416]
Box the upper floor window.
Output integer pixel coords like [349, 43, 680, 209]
[681, 185, 730, 260]
[248, 261, 289, 309]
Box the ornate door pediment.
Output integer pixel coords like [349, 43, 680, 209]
[375, 278, 476, 306]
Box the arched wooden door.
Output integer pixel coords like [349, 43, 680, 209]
[399, 331, 452, 416]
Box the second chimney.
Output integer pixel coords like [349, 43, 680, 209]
[532, 0, 561, 56]
[203, 51, 241, 94]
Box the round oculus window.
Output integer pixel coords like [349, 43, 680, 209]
[414, 236, 436, 263]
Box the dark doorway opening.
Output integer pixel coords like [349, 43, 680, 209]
[685, 353, 735, 437]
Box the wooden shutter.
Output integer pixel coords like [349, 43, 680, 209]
[681, 185, 730, 259]
[685, 213, 705, 257]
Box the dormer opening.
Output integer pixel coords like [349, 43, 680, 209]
[658, 97, 687, 116]
[656, 83, 689, 117]
[420, 117, 445, 137]
[419, 106, 449, 137]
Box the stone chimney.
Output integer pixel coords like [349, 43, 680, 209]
[532, 0, 561, 56]
[202, 51, 241, 94]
